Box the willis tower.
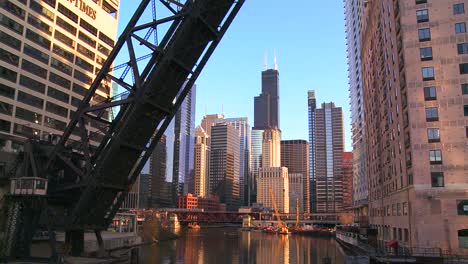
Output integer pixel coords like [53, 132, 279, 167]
[254, 54, 279, 129]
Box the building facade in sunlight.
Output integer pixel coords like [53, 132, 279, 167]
[194, 126, 209, 197]
[360, 0, 468, 252]
[209, 122, 240, 211]
[314, 102, 344, 213]
[215, 117, 251, 206]
[0, 0, 118, 157]
[344, 0, 369, 225]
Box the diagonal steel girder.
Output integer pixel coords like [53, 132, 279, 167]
[42, 0, 245, 230]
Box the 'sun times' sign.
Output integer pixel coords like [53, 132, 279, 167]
[66, 0, 97, 20]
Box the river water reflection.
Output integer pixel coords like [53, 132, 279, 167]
[137, 227, 346, 263]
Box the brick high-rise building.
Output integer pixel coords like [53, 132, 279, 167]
[281, 140, 310, 213]
[360, 0, 468, 252]
[209, 122, 240, 211]
[315, 102, 344, 213]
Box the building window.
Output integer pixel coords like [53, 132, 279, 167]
[460, 63, 468, 74]
[424, 86, 436, 100]
[425, 107, 439, 122]
[19, 75, 45, 94]
[403, 202, 408, 216]
[44, 116, 66, 131]
[24, 44, 49, 65]
[26, 29, 51, 50]
[456, 22, 466, 34]
[1, 0, 26, 20]
[458, 201, 468, 215]
[420, 47, 432, 60]
[99, 32, 114, 47]
[51, 58, 72, 75]
[0, 12, 24, 35]
[458, 43, 468, 54]
[54, 30, 75, 48]
[422, 67, 435, 80]
[465, 105, 468, 116]
[53, 44, 74, 63]
[27, 14, 52, 36]
[0, 119, 11, 133]
[0, 31, 21, 51]
[46, 101, 68, 118]
[0, 47, 19, 66]
[97, 43, 110, 56]
[459, 230, 468, 248]
[0, 101, 13, 116]
[56, 16, 77, 36]
[0, 83, 15, 99]
[429, 150, 442, 165]
[79, 19, 97, 36]
[49, 72, 71, 89]
[17, 91, 43, 109]
[454, 3, 465, 15]
[416, 9, 429, 23]
[15, 107, 41, 124]
[47, 87, 69, 104]
[72, 83, 87, 96]
[462, 84, 468, 94]
[57, 3, 78, 23]
[77, 44, 95, 60]
[427, 128, 440, 143]
[431, 172, 444, 187]
[29, 0, 54, 21]
[21, 60, 47, 79]
[78, 31, 96, 48]
[418, 28, 431, 41]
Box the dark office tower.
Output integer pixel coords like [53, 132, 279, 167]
[209, 123, 240, 211]
[149, 133, 173, 208]
[281, 140, 310, 213]
[254, 67, 279, 129]
[308, 90, 317, 212]
[315, 102, 344, 213]
[172, 84, 196, 201]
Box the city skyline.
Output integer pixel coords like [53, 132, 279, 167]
[116, 1, 352, 151]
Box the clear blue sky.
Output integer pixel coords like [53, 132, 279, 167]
[117, 1, 351, 151]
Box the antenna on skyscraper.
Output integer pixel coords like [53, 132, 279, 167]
[264, 50, 268, 70]
[274, 49, 278, 70]
[221, 104, 224, 116]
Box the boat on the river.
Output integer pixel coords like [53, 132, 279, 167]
[289, 226, 334, 237]
[188, 223, 201, 229]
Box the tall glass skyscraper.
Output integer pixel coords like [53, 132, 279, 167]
[307, 90, 317, 212]
[149, 84, 196, 207]
[250, 129, 263, 205]
[214, 117, 250, 206]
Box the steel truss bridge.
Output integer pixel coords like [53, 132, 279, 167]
[137, 209, 342, 225]
[2, 0, 244, 260]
